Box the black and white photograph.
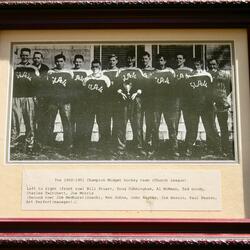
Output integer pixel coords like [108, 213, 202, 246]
[8, 42, 236, 162]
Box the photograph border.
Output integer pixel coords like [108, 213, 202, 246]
[7, 40, 239, 164]
[0, 0, 250, 247]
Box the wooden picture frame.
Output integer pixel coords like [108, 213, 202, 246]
[0, 1, 250, 249]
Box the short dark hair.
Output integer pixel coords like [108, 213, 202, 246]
[156, 54, 166, 61]
[74, 54, 84, 62]
[108, 54, 118, 60]
[91, 59, 101, 66]
[142, 51, 150, 58]
[54, 53, 66, 62]
[20, 48, 31, 55]
[33, 51, 43, 59]
[176, 53, 186, 59]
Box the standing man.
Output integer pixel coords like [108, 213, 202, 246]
[11, 48, 40, 152]
[103, 54, 120, 148]
[71, 54, 90, 151]
[47, 53, 74, 152]
[183, 59, 220, 157]
[32, 51, 50, 146]
[175, 54, 193, 121]
[140, 51, 155, 154]
[83, 59, 111, 152]
[151, 54, 179, 157]
[208, 58, 232, 156]
[115, 53, 146, 156]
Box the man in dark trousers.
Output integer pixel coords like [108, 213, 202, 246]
[140, 51, 155, 154]
[47, 53, 74, 152]
[183, 58, 220, 157]
[208, 58, 232, 157]
[32, 51, 50, 147]
[83, 59, 111, 154]
[115, 53, 146, 157]
[103, 54, 120, 149]
[151, 54, 179, 158]
[11, 48, 40, 152]
[71, 54, 90, 152]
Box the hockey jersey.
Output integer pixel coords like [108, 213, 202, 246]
[83, 73, 111, 104]
[175, 66, 193, 98]
[184, 70, 213, 109]
[209, 69, 231, 111]
[47, 68, 74, 102]
[116, 67, 145, 101]
[13, 64, 40, 97]
[151, 67, 176, 98]
[72, 69, 90, 100]
[103, 68, 119, 101]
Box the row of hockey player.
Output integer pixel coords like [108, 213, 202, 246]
[11, 48, 232, 158]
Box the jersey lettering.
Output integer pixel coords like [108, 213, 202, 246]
[190, 79, 208, 89]
[122, 72, 137, 82]
[155, 76, 170, 85]
[88, 83, 103, 93]
[74, 74, 86, 83]
[51, 76, 67, 87]
[16, 71, 32, 81]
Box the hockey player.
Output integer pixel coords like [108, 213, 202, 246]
[71, 54, 90, 151]
[140, 51, 155, 154]
[103, 54, 120, 147]
[32, 51, 50, 146]
[208, 58, 232, 156]
[183, 59, 220, 157]
[115, 53, 146, 156]
[11, 48, 40, 152]
[175, 54, 193, 120]
[83, 59, 111, 152]
[47, 53, 74, 152]
[151, 54, 179, 157]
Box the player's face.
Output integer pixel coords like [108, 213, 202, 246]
[127, 56, 135, 67]
[55, 58, 65, 70]
[74, 58, 83, 69]
[109, 57, 118, 68]
[91, 63, 101, 74]
[194, 62, 202, 70]
[158, 57, 166, 68]
[209, 60, 218, 71]
[142, 55, 150, 67]
[20, 51, 30, 64]
[33, 53, 42, 67]
[176, 55, 185, 67]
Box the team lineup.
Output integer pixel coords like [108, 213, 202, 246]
[10, 44, 235, 161]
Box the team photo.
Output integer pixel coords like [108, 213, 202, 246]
[8, 42, 236, 161]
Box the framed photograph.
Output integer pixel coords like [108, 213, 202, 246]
[0, 0, 250, 248]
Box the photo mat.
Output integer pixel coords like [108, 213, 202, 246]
[8, 41, 237, 162]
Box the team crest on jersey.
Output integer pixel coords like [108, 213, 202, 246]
[16, 71, 32, 81]
[51, 76, 67, 87]
[122, 72, 137, 82]
[189, 79, 208, 89]
[155, 76, 170, 85]
[88, 83, 103, 93]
